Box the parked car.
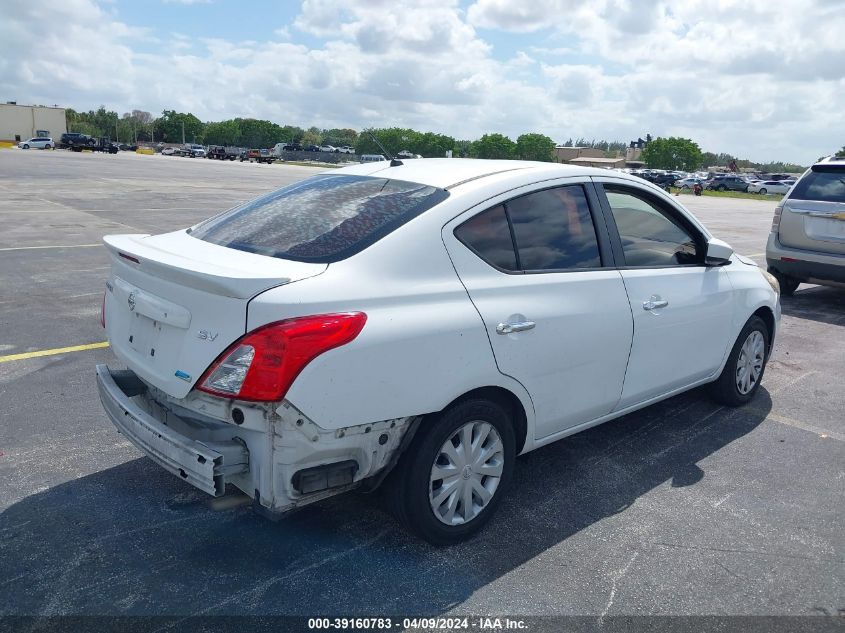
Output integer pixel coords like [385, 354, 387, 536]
[319, 144, 338, 153]
[359, 154, 387, 163]
[766, 156, 845, 295]
[674, 177, 704, 189]
[304, 144, 321, 152]
[161, 146, 178, 156]
[397, 150, 416, 159]
[181, 144, 206, 158]
[17, 137, 53, 149]
[97, 159, 780, 544]
[59, 133, 96, 149]
[748, 180, 793, 196]
[207, 145, 241, 160]
[240, 148, 274, 164]
[705, 176, 749, 192]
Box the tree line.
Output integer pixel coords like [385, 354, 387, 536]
[66, 105, 818, 170]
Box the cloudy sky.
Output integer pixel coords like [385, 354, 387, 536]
[2, 0, 843, 164]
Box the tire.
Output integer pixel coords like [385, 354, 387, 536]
[717, 185, 727, 191]
[44, 144, 51, 150]
[384, 398, 516, 544]
[709, 315, 770, 407]
[759, 188, 767, 195]
[767, 267, 800, 296]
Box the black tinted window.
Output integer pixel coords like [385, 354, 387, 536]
[508, 186, 601, 270]
[191, 175, 448, 262]
[791, 168, 845, 203]
[605, 187, 700, 266]
[454, 205, 518, 271]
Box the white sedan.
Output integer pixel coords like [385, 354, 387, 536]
[748, 180, 793, 195]
[18, 137, 53, 149]
[96, 159, 780, 544]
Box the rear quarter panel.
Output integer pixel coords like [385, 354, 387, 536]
[247, 204, 536, 438]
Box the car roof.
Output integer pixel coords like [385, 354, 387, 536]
[328, 158, 642, 190]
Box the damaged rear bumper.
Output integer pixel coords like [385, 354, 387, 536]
[96, 364, 248, 496]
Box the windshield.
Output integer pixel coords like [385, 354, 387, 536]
[190, 174, 449, 263]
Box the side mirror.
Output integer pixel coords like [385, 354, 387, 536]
[705, 237, 734, 266]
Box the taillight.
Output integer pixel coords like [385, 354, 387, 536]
[196, 312, 367, 402]
[100, 291, 106, 328]
[771, 206, 783, 233]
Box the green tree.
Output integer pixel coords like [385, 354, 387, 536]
[321, 128, 359, 148]
[410, 132, 455, 157]
[516, 133, 555, 161]
[355, 128, 418, 156]
[156, 110, 205, 144]
[203, 120, 241, 146]
[836, 145, 845, 158]
[641, 137, 703, 171]
[470, 133, 516, 159]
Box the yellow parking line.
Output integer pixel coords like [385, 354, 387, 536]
[0, 244, 102, 252]
[0, 341, 109, 363]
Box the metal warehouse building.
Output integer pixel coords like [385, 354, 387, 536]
[0, 102, 67, 143]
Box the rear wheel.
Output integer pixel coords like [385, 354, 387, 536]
[717, 184, 727, 191]
[44, 144, 51, 150]
[768, 267, 800, 296]
[709, 316, 770, 406]
[385, 399, 515, 544]
[759, 188, 767, 195]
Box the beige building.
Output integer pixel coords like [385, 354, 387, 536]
[568, 156, 626, 169]
[554, 146, 605, 163]
[0, 102, 67, 142]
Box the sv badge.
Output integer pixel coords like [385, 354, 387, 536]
[196, 329, 219, 341]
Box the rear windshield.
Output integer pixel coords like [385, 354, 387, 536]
[190, 174, 448, 263]
[790, 167, 845, 203]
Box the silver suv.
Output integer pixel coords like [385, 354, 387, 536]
[766, 156, 845, 295]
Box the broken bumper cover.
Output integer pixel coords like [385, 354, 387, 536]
[96, 364, 248, 496]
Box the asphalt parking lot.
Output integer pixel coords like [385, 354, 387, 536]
[0, 150, 843, 623]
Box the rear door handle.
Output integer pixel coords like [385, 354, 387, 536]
[496, 321, 536, 334]
[642, 295, 669, 311]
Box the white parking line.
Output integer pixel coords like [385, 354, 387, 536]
[0, 244, 102, 252]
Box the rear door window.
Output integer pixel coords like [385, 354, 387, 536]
[454, 205, 518, 271]
[190, 174, 448, 263]
[454, 184, 602, 272]
[790, 168, 845, 203]
[507, 186, 601, 270]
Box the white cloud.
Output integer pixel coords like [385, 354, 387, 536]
[0, 0, 842, 164]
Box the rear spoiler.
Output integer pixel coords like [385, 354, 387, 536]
[103, 231, 325, 299]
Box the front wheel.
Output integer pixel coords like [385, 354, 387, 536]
[385, 399, 515, 544]
[717, 185, 727, 191]
[21, 144, 29, 149]
[759, 188, 767, 195]
[709, 316, 770, 407]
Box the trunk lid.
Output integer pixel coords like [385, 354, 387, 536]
[103, 231, 327, 398]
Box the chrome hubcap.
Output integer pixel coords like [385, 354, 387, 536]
[736, 330, 765, 395]
[429, 421, 504, 526]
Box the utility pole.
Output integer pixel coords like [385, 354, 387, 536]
[182, 121, 185, 145]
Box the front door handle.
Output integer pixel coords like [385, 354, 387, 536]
[642, 295, 669, 311]
[496, 321, 536, 334]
